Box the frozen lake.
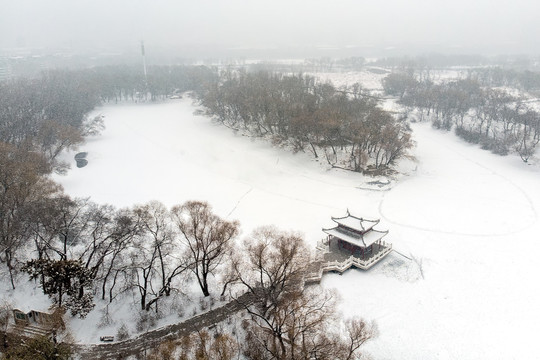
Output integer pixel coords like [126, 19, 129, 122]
[55, 98, 540, 359]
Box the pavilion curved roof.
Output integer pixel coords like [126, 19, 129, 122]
[323, 226, 388, 248]
[331, 213, 380, 233]
[323, 211, 388, 248]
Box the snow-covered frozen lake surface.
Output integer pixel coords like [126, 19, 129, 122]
[54, 98, 540, 359]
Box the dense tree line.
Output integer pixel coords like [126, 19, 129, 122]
[374, 54, 539, 71]
[467, 67, 540, 92]
[2, 195, 238, 316]
[383, 72, 540, 161]
[0, 65, 215, 172]
[85, 65, 215, 103]
[0, 73, 98, 173]
[200, 70, 413, 173]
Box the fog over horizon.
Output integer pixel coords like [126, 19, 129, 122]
[2, 0, 540, 58]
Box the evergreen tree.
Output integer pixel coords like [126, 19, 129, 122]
[23, 259, 95, 318]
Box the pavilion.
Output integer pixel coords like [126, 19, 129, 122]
[306, 211, 392, 283]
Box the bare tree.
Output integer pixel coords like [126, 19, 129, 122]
[76, 203, 140, 303]
[233, 226, 309, 316]
[36, 120, 84, 174]
[170, 330, 239, 360]
[129, 237, 159, 312]
[171, 201, 239, 297]
[131, 201, 187, 311]
[0, 141, 57, 288]
[515, 108, 540, 162]
[98, 208, 140, 302]
[382, 72, 419, 100]
[234, 226, 375, 360]
[28, 196, 93, 262]
[336, 317, 378, 360]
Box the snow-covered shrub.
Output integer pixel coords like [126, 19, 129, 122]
[136, 311, 157, 332]
[116, 323, 130, 341]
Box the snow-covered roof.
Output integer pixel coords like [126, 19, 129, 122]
[13, 305, 53, 314]
[323, 226, 388, 248]
[331, 213, 379, 233]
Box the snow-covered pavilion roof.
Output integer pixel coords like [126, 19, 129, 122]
[331, 213, 380, 234]
[323, 226, 388, 248]
[13, 303, 53, 314]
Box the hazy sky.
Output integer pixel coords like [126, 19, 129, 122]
[1, 0, 539, 55]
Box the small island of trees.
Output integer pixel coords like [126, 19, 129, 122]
[201, 70, 413, 173]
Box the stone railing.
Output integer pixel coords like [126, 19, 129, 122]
[305, 244, 392, 284]
[315, 240, 329, 254]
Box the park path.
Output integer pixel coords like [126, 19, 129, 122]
[74, 292, 254, 359]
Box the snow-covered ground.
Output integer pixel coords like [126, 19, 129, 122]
[52, 97, 540, 359]
[309, 70, 388, 92]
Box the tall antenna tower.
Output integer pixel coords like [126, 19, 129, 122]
[141, 41, 148, 87]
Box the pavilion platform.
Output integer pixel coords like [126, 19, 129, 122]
[305, 236, 393, 284]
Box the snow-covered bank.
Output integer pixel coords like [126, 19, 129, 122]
[325, 123, 540, 360]
[53, 98, 540, 359]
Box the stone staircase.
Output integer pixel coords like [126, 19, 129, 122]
[305, 244, 393, 284]
[9, 322, 54, 338]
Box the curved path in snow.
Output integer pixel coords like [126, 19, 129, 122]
[74, 292, 254, 359]
[379, 123, 537, 237]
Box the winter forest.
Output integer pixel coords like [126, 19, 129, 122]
[2, 1, 540, 359]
